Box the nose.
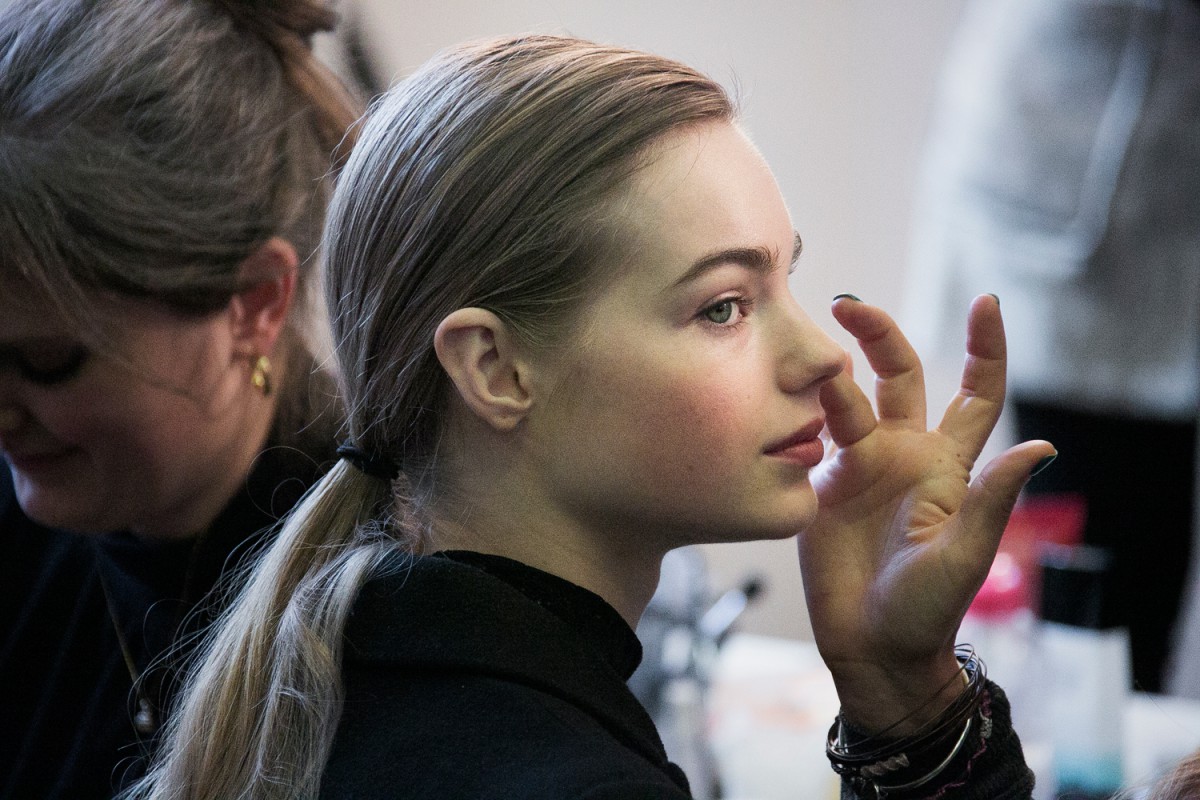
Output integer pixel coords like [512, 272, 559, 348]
[774, 301, 846, 396]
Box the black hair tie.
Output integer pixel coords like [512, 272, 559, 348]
[336, 443, 401, 482]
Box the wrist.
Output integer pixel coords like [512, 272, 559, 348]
[829, 649, 966, 737]
[826, 648, 993, 798]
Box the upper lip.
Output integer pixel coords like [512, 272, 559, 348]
[764, 418, 826, 453]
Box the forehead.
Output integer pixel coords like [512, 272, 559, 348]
[612, 121, 792, 289]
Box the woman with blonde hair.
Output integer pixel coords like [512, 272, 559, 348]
[132, 34, 1055, 799]
[0, 0, 360, 796]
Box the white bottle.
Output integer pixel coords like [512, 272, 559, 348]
[1039, 544, 1129, 799]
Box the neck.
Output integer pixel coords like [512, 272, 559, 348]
[429, 414, 669, 628]
[428, 499, 664, 629]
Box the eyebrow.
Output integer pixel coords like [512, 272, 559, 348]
[671, 231, 804, 288]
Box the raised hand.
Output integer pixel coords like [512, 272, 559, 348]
[798, 294, 1054, 734]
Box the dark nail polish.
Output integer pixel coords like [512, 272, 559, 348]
[833, 293, 862, 303]
[1030, 453, 1057, 478]
[987, 293, 1000, 306]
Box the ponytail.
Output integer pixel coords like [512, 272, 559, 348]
[127, 463, 409, 800]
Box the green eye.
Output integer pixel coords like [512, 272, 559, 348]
[704, 300, 736, 324]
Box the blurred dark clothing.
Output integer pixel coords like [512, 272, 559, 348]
[0, 441, 333, 799]
[1015, 400, 1196, 692]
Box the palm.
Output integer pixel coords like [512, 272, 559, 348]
[805, 423, 980, 666]
[797, 296, 1053, 714]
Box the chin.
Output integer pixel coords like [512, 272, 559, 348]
[14, 486, 117, 536]
[702, 511, 818, 546]
[760, 490, 819, 538]
[742, 518, 812, 543]
[701, 492, 818, 544]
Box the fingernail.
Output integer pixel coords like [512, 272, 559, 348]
[1030, 453, 1057, 478]
[987, 293, 1000, 307]
[833, 293, 862, 303]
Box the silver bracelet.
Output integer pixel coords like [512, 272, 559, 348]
[826, 648, 990, 799]
[873, 711, 976, 795]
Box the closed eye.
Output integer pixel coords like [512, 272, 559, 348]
[0, 343, 91, 385]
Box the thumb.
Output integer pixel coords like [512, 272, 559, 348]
[956, 440, 1057, 551]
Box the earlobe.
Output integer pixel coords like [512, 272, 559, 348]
[434, 308, 534, 432]
[229, 237, 299, 360]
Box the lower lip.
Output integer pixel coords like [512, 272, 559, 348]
[766, 438, 825, 467]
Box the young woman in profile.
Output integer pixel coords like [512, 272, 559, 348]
[0, 1, 360, 796]
[131, 35, 1055, 800]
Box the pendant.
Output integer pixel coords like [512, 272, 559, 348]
[134, 698, 157, 736]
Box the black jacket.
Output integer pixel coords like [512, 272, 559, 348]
[0, 442, 333, 799]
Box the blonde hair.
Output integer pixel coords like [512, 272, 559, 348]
[1115, 750, 1200, 800]
[0, 0, 360, 430]
[128, 34, 733, 799]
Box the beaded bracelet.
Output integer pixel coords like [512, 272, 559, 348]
[826, 647, 990, 799]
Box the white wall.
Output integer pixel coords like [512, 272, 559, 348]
[352, 0, 968, 639]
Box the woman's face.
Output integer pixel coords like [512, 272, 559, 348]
[527, 121, 846, 551]
[0, 288, 268, 538]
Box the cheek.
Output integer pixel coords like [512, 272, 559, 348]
[34, 378, 181, 467]
[647, 385, 743, 458]
[598, 357, 759, 481]
[24, 383, 123, 447]
[38, 329, 232, 455]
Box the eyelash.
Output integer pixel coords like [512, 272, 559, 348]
[698, 296, 754, 329]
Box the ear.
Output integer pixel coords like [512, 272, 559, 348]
[434, 308, 534, 432]
[227, 237, 299, 360]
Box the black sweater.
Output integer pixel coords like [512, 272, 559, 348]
[0, 443, 333, 799]
[323, 552, 1034, 800]
[323, 551, 692, 799]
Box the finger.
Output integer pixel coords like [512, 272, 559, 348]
[937, 295, 1006, 463]
[819, 367, 877, 447]
[954, 439, 1057, 556]
[831, 297, 926, 430]
[820, 353, 854, 450]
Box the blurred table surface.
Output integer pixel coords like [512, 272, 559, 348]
[699, 634, 1200, 800]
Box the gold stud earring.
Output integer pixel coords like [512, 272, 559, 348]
[250, 355, 273, 397]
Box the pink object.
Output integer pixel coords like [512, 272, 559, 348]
[970, 552, 1029, 618]
[969, 493, 1087, 618]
